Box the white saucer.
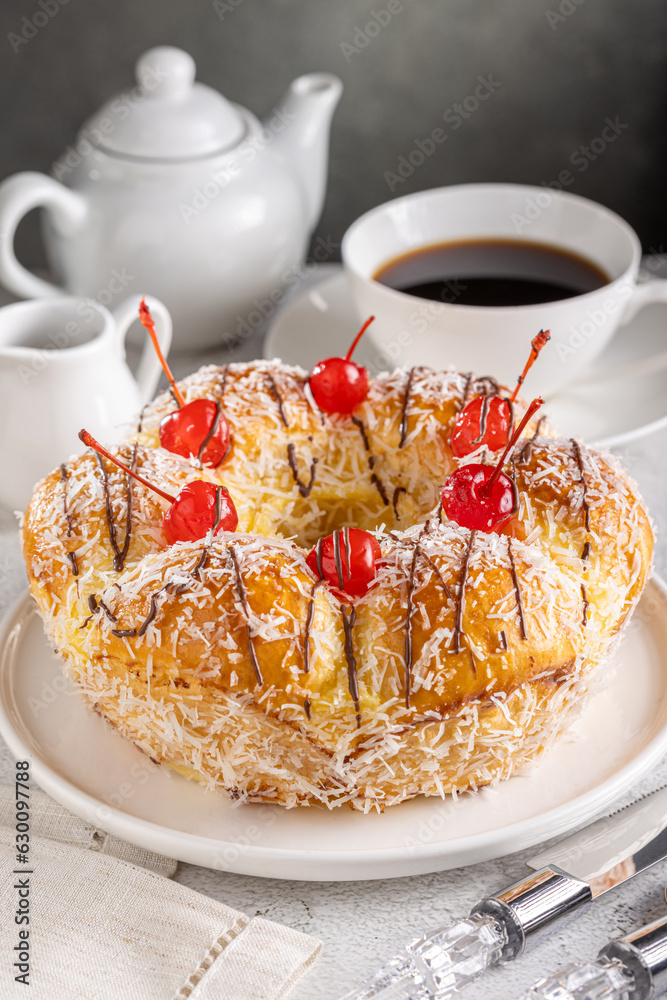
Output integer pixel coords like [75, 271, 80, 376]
[2, 583, 667, 881]
[264, 266, 667, 447]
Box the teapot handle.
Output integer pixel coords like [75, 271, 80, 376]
[0, 171, 87, 299]
[112, 294, 173, 405]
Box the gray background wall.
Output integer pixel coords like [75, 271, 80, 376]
[2, 0, 667, 267]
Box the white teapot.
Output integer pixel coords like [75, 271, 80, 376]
[0, 47, 342, 351]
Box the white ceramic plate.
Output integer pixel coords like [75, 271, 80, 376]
[264, 268, 667, 448]
[2, 582, 667, 881]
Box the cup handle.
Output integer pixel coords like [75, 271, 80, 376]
[0, 172, 87, 299]
[579, 277, 667, 386]
[111, 294, 173, 405]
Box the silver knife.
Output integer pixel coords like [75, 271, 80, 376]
[516, 910, 667, 1000]
[339, 785, 667, 1000]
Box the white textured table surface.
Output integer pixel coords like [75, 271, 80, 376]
[2, 308, 667, 1000]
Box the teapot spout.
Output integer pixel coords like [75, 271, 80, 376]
[269, 73, 342, 231]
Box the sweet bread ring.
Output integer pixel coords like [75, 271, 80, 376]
[21, 363, 653, 810]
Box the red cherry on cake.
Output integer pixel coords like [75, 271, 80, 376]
[139, 299, 230, 467]
[162, 478, 237, 544]
[159, 398, 230, 467]
[442, 398, 543, 533]
[451, 330, 550, 458]
[306, 527, 381, 598]
[309, 316, 374, 414]
[450, 395, 512, 458]
[78, 430, 238, 544]
[442, 464, 518, 532]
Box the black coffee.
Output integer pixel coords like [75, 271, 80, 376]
[373, 238, 609, 307]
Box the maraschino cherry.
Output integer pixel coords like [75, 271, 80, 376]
[139, 299, 230, 466]
[309, 317, 375, 414]
[451, 330, 550, 458]
[78, 430, 238, 544]
[442, 397, 543, 533]
[306, 527, 381, 599]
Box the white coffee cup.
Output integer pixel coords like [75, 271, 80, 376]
[0, 294, 171, 510]
[342, 183, 667, 398]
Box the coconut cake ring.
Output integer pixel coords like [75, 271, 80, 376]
[21, 361, 653, 810]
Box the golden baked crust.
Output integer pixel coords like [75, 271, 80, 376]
[21, 362, 653, 810]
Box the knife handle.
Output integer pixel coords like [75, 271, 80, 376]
[517, 914, 667, 1000]
[516, 956, 634, 1000]
[338, 868, 593, 1000]
[337, 912, 506, 1000]
[473, 866, 592, 960]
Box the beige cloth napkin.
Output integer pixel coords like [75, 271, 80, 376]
[0, 787, 321, 1000]
[0, 785, 177, 876]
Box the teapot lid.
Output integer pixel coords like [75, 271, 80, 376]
[83, 47, 246, 160]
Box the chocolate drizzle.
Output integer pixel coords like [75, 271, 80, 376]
[303, 579, 324, 673]
[108, 543, 219, 641]
[398, 367, 417, 448]
[136, 594, 160, 637]
[403, 542, 421, 708]
[229, 545, 263, 685]
[369, 459, 389, 505]
[341, 606, 361, 729]
[507, 537, 527, 640]
[91, 489, 230, 640]
[314, 538, 324, 579]
[191, 486, 225, 579]
[459, 372, 473, 409]
[472, 375, 501, 398]
[453, 531, 476, 658]
[135, 403, 149, 435]
[420, 551, 453, 601]
[392, 486, 407, 519]
[518, 416, 547, 464]
[351, 415, 390, 506]
[470, 393, 492, 446]
[581, 583, 589, 627]
[499, 629, 508, 650]
[59, 464, 79, 576]
[197, 401, 226, 464]
[60, 464, 74, 538]
[332, 529, 346, 590]
[304, 698, 312, 720]
[286, 443, 318, 498]
[219, 365, 229, 398]
[96, 444, 137, 573]
[97, 598, 118, 624]
[571, 439, 591, 559]
[350, 415, 370, 451]
[108, 580, 183, 639]
[266, 373, 289, 427]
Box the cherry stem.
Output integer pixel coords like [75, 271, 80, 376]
[345, 315, 375, 362]
[139, 298, 185, 409]
[78, 429, 177, 504]
[483, 397, 544, 494]
[509, 329, 551, 403]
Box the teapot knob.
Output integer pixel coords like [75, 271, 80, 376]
[135, 46, 196, 98]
